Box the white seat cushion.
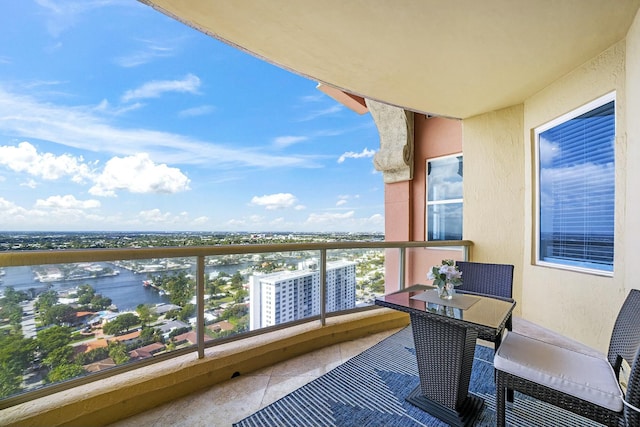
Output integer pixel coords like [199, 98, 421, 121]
[494, 332, 623, 412]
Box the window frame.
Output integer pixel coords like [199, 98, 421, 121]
[533, 91, 616, 276]
[425, 153, 463, 242]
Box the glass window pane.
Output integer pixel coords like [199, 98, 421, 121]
[538, 98, 615, 272]
[427, 156, 463, 201]
[428, 203, 463, 241]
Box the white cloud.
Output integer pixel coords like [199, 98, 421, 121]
[0, 87, 320, 168]
[178, 105, 215, 118]
[272, 135, 308, 148]
[192, 216, 209, 225]
[367, 213, 384, 225]
[35, 194, 100, 209]
[115, 40, 175, 68]
[89, 153, 190, 197]
[0, 197, 28, 216]
[294, 205, 306, 211]
[0, 196, 110, 230]
[121, 74, 201, 103]
[20, 179, 37, 189]
[138, 209, 172, 223]
[306, 211, 355, 224]
[250, 193, 297, 210]
[336, 199, 347, 206]
[338, 148, 376, 163]
[298, 105, 343, 122]
[94, 99, 144, 116]
[36, 0, 126, 37]
[136, 209, 190, 225]
[0, 141, 95, 183]
[539, 137, 561, 166]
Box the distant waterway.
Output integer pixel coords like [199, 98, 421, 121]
[0, 262, 250, 312]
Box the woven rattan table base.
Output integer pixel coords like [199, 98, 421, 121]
[407, 386, 484, 427]
[409, 313, 483, 427]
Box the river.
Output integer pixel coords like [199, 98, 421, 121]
[0, 262, 249, 312]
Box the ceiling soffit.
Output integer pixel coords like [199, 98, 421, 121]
[139, 0, 640, 118]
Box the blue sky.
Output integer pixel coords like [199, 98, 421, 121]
[0, 1, 383, 233]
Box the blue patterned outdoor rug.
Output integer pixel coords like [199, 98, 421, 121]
[234, 327, 604, 427]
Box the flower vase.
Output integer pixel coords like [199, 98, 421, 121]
[437, 282, 455, 300]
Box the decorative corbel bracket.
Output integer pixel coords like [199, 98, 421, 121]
[366, 99, 414, 183]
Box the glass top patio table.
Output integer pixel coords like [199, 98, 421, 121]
[375, 284, 515, 341]
[375, 284, 516, 426]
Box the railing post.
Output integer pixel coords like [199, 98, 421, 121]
[398, 247, 406, 290]
[320, 249, 326, 326]
[196, 255, 205, 359]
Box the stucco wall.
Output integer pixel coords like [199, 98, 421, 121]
[521, 40, 627, 351]
[462, 106, 525, 316]
[626, 0, 640, 301]
[384, 117, 465, 292]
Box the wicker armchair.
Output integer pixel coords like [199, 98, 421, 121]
[455, 261, 514, 348]
[495, 289, 640, 427]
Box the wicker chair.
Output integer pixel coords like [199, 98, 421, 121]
[495, 289, 640, 427]
[456, 261, 514, 299]
[455, 261, 515, 348]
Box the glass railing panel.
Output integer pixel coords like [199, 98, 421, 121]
[0, 257, 198, 399]
[325, 247, 385, 314]
[404, 245, 468, 290]
[0, 240, 472, 406]
[204, 250, 321, 339]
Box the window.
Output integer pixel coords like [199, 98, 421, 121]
[426, 155, 463, 240]
[535, 93, 615, 274]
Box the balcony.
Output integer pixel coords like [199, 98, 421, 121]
[0, 239, 469, 426]
[106, 312, 597, 427]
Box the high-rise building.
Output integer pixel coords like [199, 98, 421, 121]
[249, 260, 356, 330]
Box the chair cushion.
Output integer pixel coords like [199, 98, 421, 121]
[494, 332, 623, 412]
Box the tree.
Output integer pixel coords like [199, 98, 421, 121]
[0, 333, 36, 398]
[76, 284, 96, 305]
[108, 341, 130, 365]
[90, 294, 112, 310]
[233, 289, 248, 304]
[230, 271, 243, 289]
[3, 286, 27, 304]
[43, 304, 76, 326]
[157, 271, 194, 307]
[116, 313, 139, 332]
[103, 313, 139, 336]
[136, 304, 155, 328]
[46, 363, 85, 384]
[75, 346, 109, 366]
[0, 301, 23, 331]
[37, 326, 72, 358]
[43, 346, 74, 368]
[36, 290, 58, 312]
[219, 304, 248, 321]
[140, 327, 161, 344]
[177, 304, 195, 322]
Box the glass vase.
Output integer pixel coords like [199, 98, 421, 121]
[437, 282, 455, 300]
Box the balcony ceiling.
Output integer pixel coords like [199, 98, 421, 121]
[140, 0, 640, 119]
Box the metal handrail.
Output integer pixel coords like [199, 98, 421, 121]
[0, 240, 472, 267]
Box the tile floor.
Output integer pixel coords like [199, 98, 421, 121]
[107, 328, 403, 427]
[107, 317, 602, 427]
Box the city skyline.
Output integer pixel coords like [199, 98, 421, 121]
[0, 1, 384, 233]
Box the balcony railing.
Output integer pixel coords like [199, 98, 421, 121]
[0, 239, 471, 409]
